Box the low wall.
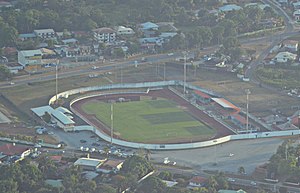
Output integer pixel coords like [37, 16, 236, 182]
[53, 81, 300, 150]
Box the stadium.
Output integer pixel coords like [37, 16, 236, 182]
[44, 80, 299, 150]
[70, 87, 234, 144]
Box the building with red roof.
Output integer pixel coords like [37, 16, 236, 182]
[0, 144, 30, 157]
[291, 116, 300, 128]
[193, 90, 211, 104]
[189, 176, 207, 187]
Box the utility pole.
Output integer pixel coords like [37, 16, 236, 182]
[163, 62, 166, 81]
[245, 89, 251, 134]
[183, 52, 187, 96]
[110, 103, 114, 146]
[55, 60, 59, 104]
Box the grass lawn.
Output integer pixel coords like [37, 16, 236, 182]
[82, 98, 215, 143]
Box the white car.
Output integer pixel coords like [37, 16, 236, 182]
[167, 53, 174, 56]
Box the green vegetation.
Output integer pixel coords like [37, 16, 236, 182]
[82, 98, 215, 143]
[256, 66, 300, 89]
[0, 157, 116, 193]
[267, 140, 300, 182]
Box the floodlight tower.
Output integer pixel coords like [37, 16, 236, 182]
[245, 89, 251, 134]
[110, 102, 114, 146]
[183, 52, 187, 96]
[55, 60, 59, 104]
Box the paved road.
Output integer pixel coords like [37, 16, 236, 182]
[150, 138, 284, 174]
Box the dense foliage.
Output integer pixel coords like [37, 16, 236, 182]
[0, 158, 116, 193]
[267, 140, 300, 182]
[0, 0, 280, 56]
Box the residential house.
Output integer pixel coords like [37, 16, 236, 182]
[140, 22, 159, 38]
[293, 9, 300, 21]
[188, 176, 207, 187]
[74, 157, 106, 171]
[18, 49, 43, 67]
[274, 51, 297, 63]
[34, 29, 56, 40]
[4, 63, 24, 74]
[282, 40, 298, 52]
[61, 38, 78, 45]
[277, 0, 288, 6]
[162, 180, 178, 187]
[245, 3, 270, 10]
[98, 159, 124, 174]
[219, 4, 242, 12]
[0, 1, 13, 8]
[156, 22, 178, 32]
[140, 22, 159, 31]
[18, 33, 37, 41]
[0, 143, 31, 163]
[116, 26, 135, 35]
[92, 27, 116, 43]
[293, 1, 300, 10]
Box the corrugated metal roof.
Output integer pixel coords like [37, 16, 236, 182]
[31, 105, 55, 117]
[211, 98, 240, 110]
[51, 110, 75, 125]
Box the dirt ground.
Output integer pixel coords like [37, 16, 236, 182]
[0, 123, 58, 144]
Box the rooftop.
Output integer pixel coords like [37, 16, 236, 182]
[211, 98, 240, 111]
[31, 105, 55, 117]
[93, 27, 115, 34]
[190, 176, 207, 184]
[74, 158, 106, 168]
[51, 110, 75, 125]
[194, 90, 210, 99]
[19, 49, 43, 57]
[0, 144, 30, 156]
[219, 4, 242, 12]
[140, 22, 159, 30]
[34, 29, 55, 34]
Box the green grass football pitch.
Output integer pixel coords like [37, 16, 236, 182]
[82, 98, 215, 143]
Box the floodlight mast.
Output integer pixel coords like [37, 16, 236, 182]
[55, 60, 59, 104]
[183, 52, 187, 96]
[110, 102, 114, 146]
[245, 89, 251, 134]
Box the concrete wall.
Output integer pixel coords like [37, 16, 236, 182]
[51, 81, 300, 150]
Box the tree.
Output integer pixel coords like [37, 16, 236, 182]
[113, 47, 125, 58]
[0, 65, 12, 80]
[121, 155, 154, 178]
[158, 171, 173, 180]
[41, 112, 52, 123]
[238, 166, 245, 174]
[0, 180, 19, 193]
[137, 176, 167, 193]
[98, 184, 116, 193]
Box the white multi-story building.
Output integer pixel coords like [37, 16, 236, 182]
[92, 27, 116, 43]
[34, 29, 56, 39]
